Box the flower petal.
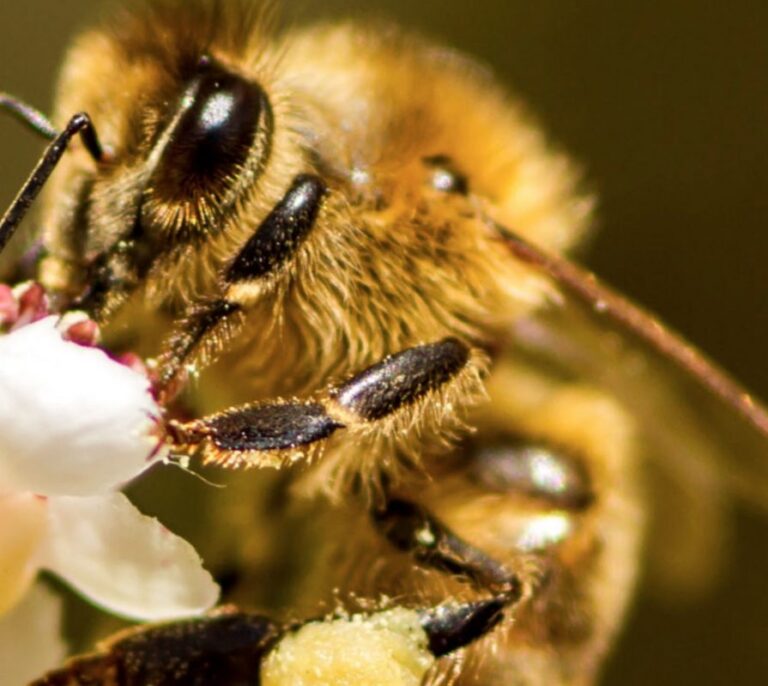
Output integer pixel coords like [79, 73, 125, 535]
[0, 493, 47, 615]
[41, 493, 219, 621]
[0, 583, 67, 686]
[0, 317, 161, 496]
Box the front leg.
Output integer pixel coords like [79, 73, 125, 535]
[156, 173, 327, 394]
[167, 338, 484, 469]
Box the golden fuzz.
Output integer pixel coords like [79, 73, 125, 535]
[20, 1, 745, 685]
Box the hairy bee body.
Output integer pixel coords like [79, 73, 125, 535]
[42, 4, 587, 397]
[9, 1, 760, 684]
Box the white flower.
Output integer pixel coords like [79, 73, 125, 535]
[0, 316, 219, 663]
[0, 316, 160, 497]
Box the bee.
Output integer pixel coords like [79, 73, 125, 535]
[1, 0, 767, 683]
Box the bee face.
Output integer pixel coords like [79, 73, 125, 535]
[2, 2, 767, 685]
[39, 0, 593, 405]
[39, 4, 281, 314]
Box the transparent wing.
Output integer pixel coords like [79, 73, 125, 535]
[500, 227, 768, 511]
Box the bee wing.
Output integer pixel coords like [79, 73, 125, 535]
[500, 227, 768, 510]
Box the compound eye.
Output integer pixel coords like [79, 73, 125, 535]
[153, 60, 269, 201]
[182, 66, 261, 173]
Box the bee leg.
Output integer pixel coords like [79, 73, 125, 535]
[418, 597, 506, 656]
[223, 174, 327, 283]
[372, 496, 522, 601]
[156, 174, 327, 394]
[32, 600, 505, 685]
[31, 608, 281, 686]
[167, 337, 473, 466]
[155, 298, 244, 396]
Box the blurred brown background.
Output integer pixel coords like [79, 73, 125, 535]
[1, 1, 766, 683]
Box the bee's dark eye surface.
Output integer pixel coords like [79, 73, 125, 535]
[153, 62, 269, 198]
[178, 67, 262, 174]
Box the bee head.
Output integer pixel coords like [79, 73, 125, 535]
[38, 1, 277, 319]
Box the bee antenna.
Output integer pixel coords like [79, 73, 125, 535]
[0, 106, 106, 256]
[494, 220, 768, 442]
[0, 92, 58, 141]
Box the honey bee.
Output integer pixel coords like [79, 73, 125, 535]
[1, 1, 767, 684]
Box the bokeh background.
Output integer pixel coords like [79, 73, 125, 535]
[1, 1, 766, 683]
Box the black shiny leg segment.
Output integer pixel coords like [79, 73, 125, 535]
[225, 174, 326, 283]
[373, 497, 522, 600]
[157, 174, 327, 393]
[419, 597, 506, 657]
[31, 610, 281, 686]
[330, 337, 470, 421]
[168, 338, 471, 464]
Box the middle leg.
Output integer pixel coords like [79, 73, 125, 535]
[167, 337, 486, 469]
